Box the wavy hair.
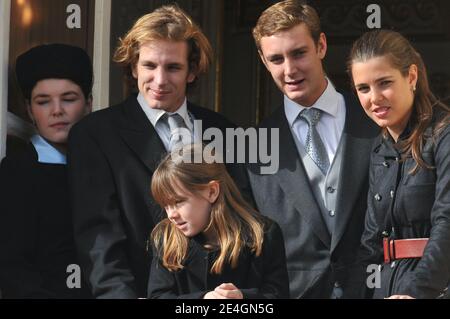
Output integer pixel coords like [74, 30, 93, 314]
[113, 4, 212, 84]
[252, 0, 322, 54]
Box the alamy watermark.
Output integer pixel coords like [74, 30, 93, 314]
[367, 4, 381, 29]
[366, 264, 381, 289]
[64, 3, 382, 32]
[66, 264, 82, 289]
[170, 120, 279, 175]
[66, 4, 81, 29]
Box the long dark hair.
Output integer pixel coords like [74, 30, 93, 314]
[348, 29, 449, 173]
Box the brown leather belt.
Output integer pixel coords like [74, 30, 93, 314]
[383, 238, 429, 263]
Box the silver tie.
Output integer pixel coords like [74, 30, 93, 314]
[299, 108, 330, 175]
[166, 113, 190, 152]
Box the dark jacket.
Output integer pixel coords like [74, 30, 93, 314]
[247, 92, 379, 298]
[0, 144, 91, 298]
[357, 109, 450, 299]
[67, 95, 253, 298]
[147, 218, 290, 299]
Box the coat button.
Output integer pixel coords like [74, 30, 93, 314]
[382, 161, 390, 168]
[390, 190, 395, 198]
[334, 281, 340, 288]
[374, 194, 382, 201]
[329, 210, 336, 217]
[390, 261, 396, 268]
[327, 186, 335, 193]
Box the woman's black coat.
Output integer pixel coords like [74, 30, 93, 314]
[0, 144, 91, 298]
[147, 218, 290, 299]
[357, 110, 450, 298]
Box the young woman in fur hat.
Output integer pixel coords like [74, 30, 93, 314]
[0, 44, 93, 298]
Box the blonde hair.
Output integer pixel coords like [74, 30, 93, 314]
[252, 0, 322, 53]
[348, 30, 450, 173]
[151, 145, 264, 274]
[113, 4, 212, 81]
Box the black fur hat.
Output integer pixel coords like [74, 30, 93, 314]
[15, 43, 93, 99]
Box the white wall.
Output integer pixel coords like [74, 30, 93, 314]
[0, 0, 11, 160]
[92, 0, 111, 111]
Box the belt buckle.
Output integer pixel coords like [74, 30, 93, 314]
[382, 231, 395, 263]
[383, 236, 390, 263]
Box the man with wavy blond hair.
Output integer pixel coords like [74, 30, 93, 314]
[68, 4, 250, 298]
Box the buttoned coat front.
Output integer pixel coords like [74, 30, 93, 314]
[357, 110, 450, 299]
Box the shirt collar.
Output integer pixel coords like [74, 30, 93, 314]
[30, 134, 66, 164]
[137, 93, 193, 131]
[284, 78, 340, 128]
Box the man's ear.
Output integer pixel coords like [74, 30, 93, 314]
[131, 64, 138, 79]
[258, 50, 269, 70]
[187, 71, 196, 84]
[317, 32, 327, 60]
[207, 181, 220, 204]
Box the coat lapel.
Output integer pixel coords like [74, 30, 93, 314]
[184, 236, 210, 286]
[331, 133, 371, 251]
[331, 93, 378, 252]
[118, 96, 167, 173]
[273, 109, 331, 248]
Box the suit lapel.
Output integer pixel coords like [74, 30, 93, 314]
[187, 102, 217, 133]
[331, 133, 370, 251]
[331, 94, 377, 251]
[273, 109, 331, 248]
[118, 96, 167, 173]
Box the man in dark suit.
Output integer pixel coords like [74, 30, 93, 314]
[68, 5, 250, 298]
[248, 0, 379, 298]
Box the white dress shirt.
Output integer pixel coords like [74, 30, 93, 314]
[284, 79, 346, 165]
[137, 93, 201, 151]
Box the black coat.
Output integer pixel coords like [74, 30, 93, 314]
[357, 109, 450, 298]
[0, 144, 91, 298]
[147, 218, 290, 299]
[247, 92, 379, 298]
[67, 95, 253, 298]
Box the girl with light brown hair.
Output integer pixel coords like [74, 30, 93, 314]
[147, 145, 289, 299]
